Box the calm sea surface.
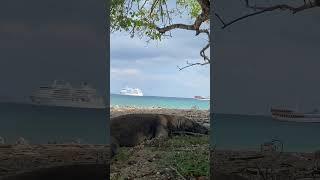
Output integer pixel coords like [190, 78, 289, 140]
[3, 96, 319, 152]
[213, 114, 320, 152]
[0, 102, 108, 144]
[111, 94, 320, 152]
[110, 94, 210, 110]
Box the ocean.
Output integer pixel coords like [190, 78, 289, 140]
[111, 94, 320, 152]
[213, 113, 320, 153]
[110, 94, 210, 110]
[0, 102, 108, 144]
[2, 95, 319, 153]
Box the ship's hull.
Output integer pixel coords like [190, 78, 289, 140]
[195, 98, 210, 101]
[119, 87, 143, 96]
[119, 93, 143, 96]
[271, 108, 320, 123]
[272, 115, 320, 123]
[30, 97, 106, 109]
[194, 96, 209, 101]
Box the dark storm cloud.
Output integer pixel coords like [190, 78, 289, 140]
[213, 1, 320, 115]
[0, 0, 107, 101]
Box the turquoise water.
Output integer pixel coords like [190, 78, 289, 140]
[213, 114, 320, 152]
[0, 102, 108, 144]
[6, 94, 317, 152]
[110, 94, 210, 110]
[111, 94, 320, 152]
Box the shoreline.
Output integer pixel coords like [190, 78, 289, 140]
[0, 144, 109, 178]
[110, 107, 210, 128]
[110, 105, 209, 111]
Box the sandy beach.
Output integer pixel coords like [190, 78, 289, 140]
[111, 106, 210, 128]
[211, 149, 320, 179]
[0, 144, 109, 179]
[0, 107, 210, 179]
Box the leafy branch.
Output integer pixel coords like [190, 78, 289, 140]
[111, 0, 210, 70]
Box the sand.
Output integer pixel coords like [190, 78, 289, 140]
[0, 107, 209, 179]
[211, 149, 320, 180]
[0, 144, 109, 179]
[110, 107, 210, 179]
[110, 107, 210, 128]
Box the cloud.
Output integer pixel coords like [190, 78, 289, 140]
[110, 59, 209, 97]
[111, 68, 141, 78]
[110, 28, 210, 97]
[111, 31, 209, 62]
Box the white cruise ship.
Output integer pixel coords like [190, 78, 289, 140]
[194, 96, 210, 101]
[119, 87, 143, 96]
[271, 107, 320, 123]
[30, 80, 106, 109]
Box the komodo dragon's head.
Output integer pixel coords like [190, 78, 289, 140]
[168, 115, 209, 135]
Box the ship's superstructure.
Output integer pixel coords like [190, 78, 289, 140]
[30, 80, 106, 109]
[271, 107, 320, 123]
[119, 87, 143, 96]
[194, 96, 210, 101]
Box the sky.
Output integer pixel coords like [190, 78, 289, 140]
[0, 0, 107, 102]
[0, 0, 209, 101]
[110, 10, 210, 98]
[213, 0, 320, 115]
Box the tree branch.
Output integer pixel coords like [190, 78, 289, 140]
[177, 60, 209, 71]
[156, 23, 196, 34]
[244, 0, 319, 13]
[200, 42, 210, 61]
[177, 27, 210, 71]
[155, 0, 209, 34]
[222, 0, 320, 29]
[115, 0, 211, 69]
[151, 0, 210, 70]
[214, 13, 226, 26]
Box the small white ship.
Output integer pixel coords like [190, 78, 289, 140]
[30, 80, 106, 109]
[271, 107, 320, 123]
[119, 87, 143, 96]
[194, 96, 210, 101]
